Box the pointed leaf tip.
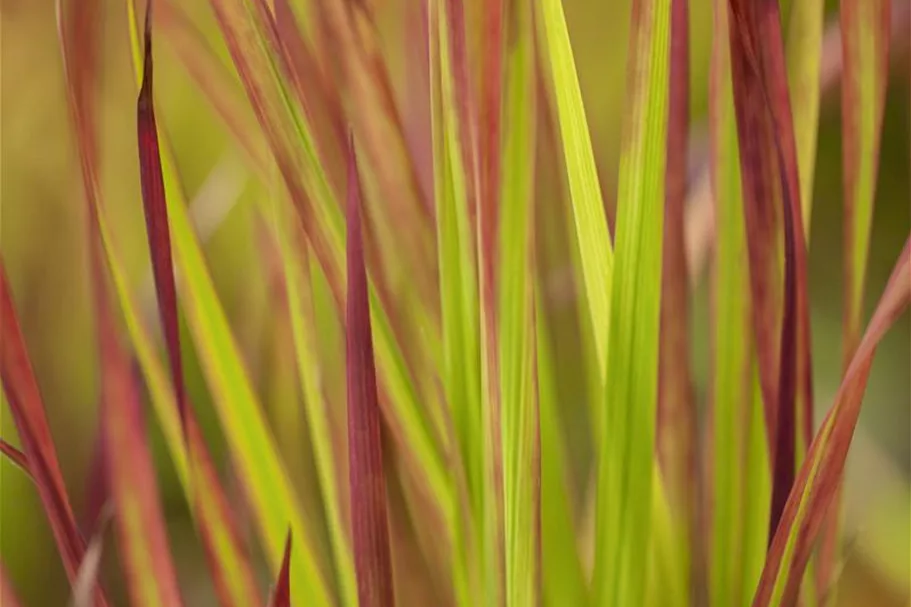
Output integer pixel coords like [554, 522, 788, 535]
[268, 531, 292, 607]
[136, 0, 188, 438]
[346, 136, 395, 607]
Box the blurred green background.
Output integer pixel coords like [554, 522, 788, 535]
[1, 0, 908, 604]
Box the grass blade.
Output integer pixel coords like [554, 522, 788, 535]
[817, 0, 893, 598]
[269, 182, 357, 606]
[594, 0, 670, 604]
[785, 0, 825, 233]
[499, 2, 540, 604]
[0, 266, 104, 605]
[346, 138, 396, 607]
[0, 439, 29, 475]
[429, 0, 487, 602]
[753, 237, 910, 607]
[60, 2, 262, 603]
[136, 2, 188, 436]
[726, 0, 815, 538]
[708, 2, 771, 604]
[537, 0, 614, 373]
[101, 356, 184, 607]
[267, 532, 292, 607]
[536, 288, 587, 607]
[656, 0, 698, 599]
[125, 2, 333, 604]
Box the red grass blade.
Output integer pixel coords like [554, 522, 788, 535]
[267, 532, 292, 607]
[0, 439, 30, 476]
[726, 0, 815, 539]
[753, 236, 910, 607]
[136, 1, 188, 438]
[0, 267, 104, 605]
[657, 0, 700, 598]
[0, 562, 23, 607]
[58, 1, 261, 603]
[101, 359, 185, 607]
[346, 136, 396, 607]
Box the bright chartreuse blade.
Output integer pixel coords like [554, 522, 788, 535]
[429, 0, 484, 603]
[498, 2, 539, 604]
[785, 0, 825, 236]
[536, 0, 613, 374]
[708, 3, 771, 605]
[125, 2, 333, 604]
[593, 0, 670, 604]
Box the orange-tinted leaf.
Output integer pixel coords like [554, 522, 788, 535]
[346, 138, 395, 607]
[0, 267, 104, 605]
[267, 532, 292, 607]
[754, 237, 910, 607]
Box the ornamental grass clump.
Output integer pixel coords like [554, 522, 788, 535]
[0, 0, 907, 605]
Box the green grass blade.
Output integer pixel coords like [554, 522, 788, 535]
[429, 0, 486, 603]
[785, 0, 825, 235]
[269, 187, 357, 607]
[499, 3, 539, 604]
[537, 0, 613, 373]
[708, 6, 772, 604]
[537, 288, 588, 607]
[593, 0, 670, 604]
[125, 3, 333, 604]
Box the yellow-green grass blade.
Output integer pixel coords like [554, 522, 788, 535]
[708, 3, 771, 604]
[537, 287, 587, 607]
[95, 196, 263, 607]
[125, 3, 333, 604]
[195, 0, 452, 532]
[268, 184, 357, 607]
[536, 0, 613, 374]
[499, 2, 539, 604]
[593, 0, 670, 604]
[429, 0, 484, 603]
[785, 0, 825, 235]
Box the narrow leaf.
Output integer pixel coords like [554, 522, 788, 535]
[125, 2, 333, 604]
[726, 0, 815, 537]
[268, 532, 292, 607]
[754, 237, 910, 607]
[136, 2, 188, 436]
[656, 0, 698, 599]
[59, 1, 261, 602]
[0, 266, 104, 605]
[499, 2, 540, 604]
[818, 0, 892, 596]
[594, 0, 670, 604]
[785, 0, 825, 232]
[708, 2, 771, 604]
[537, 0, 614, 372]
[346, 138, 396, 607]
[429, 0, 488, 602]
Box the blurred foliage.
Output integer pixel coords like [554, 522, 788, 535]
[0, 0, 908, 605]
